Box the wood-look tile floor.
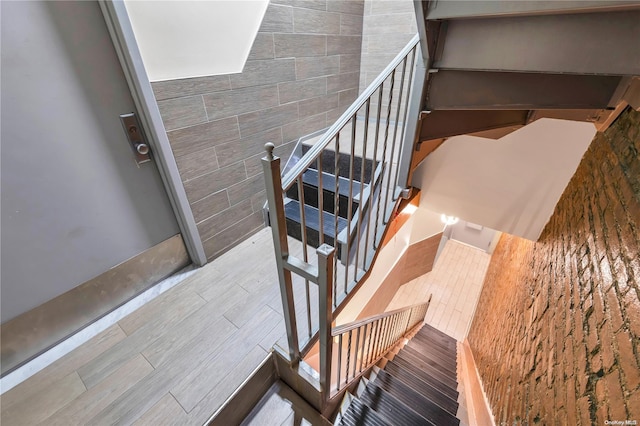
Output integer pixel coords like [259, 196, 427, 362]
[1, 232, 489, 425]
[1, 229, 288, 426]
[387, 240, 491, 341]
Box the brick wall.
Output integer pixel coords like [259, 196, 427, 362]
[468, 108, 640, 425]
[152, 1, 364, 260]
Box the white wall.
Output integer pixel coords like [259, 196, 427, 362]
[408, 207, 444, 245]
[124, 0, 269, 81]
[336, 214, 414, 325]
[412, 119, 596, 240]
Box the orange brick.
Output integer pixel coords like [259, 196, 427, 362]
[604, 369, 627, 421]
[615, 330, 640, 390]
[627, 388, 640, 420]
[577, 396, 592, 426]
[465, 109, 640, 425]
[600, 322, 616, 371]
[623, 288, 640, 339]
[606, 286, 625, 332]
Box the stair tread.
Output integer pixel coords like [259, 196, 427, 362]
[404, 337, 457, 361]
[412, 329, 457, 351]
[284, 199, 347, 238]
[374, 369, 460, 423]
[341, 398, 390, 426]
[395, 350, 458, 387]
[406, 339, 458, 368]
[403, 344, 457, 374]
[303, 169, 367, 201]
[418, 324, 457, 345]
[360, 383, 434, 426]
[401, 345, 457, 375]
[387, 359, 459, 400]
[383, 361, 460, 408]
[398, 346, 457, 375]
[393, 352, 458, 390]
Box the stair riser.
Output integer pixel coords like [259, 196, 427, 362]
[401, 345, 457, 376]
[384, 362, 459, 405]
[286, 184, 358, 221]
[375, 369, 459, 416]
[285, 217, 340, 253]
[360, 385, 434, 426]
[342, 398, 388, 426]
[394, 356, 458, 389]
[406, 340, 458, 368]
[412, 330, 457, 350]
[419, 324, 457, 345]
[373, 375, 460, 424]
[301, 146, 377, 184]
[388, 359, 458, 400]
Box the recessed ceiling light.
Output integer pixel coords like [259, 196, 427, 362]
[440, 214, 459, 226]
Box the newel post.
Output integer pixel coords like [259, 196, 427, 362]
[317, 243, 335, 407]
[262, 143, 300, 362]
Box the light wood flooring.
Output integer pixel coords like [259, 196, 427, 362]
[1, 231, 489, 425]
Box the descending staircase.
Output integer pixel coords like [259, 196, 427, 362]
[337, 323, 463, 426]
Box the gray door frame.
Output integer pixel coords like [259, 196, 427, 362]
[99, 0, 207, 266]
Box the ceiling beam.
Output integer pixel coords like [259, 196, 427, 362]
[418, 110, 529, 141]
[425, 71, 621, 110]
[425, 1, 640, 20]
[433, 11, 640, 76]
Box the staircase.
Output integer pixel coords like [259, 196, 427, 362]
[283, 146, 381, 259]
[337, 323, 463, 426]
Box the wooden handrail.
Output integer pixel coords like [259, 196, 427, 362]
[332, 299, 430, 336]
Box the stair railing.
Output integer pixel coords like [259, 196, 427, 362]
[262, 34, 422, 391]
[329, 299, 430, 397]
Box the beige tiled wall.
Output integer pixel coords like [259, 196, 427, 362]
[153, 1, 365, 261]
[359, 0, 417, 90]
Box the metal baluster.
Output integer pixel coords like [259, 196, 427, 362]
[390, 313, 399, 346]
[297, 177, 312, 337]
[401, 311, 410, 336]
[370, 320, 380, 362]
[261, 144, 299, 361]
[333, 135, 340, 308]
[345, 330, 352, 384]
[380, 317, 388, 355]
[354, 100, 370, 281]
[374, 70, 395, 247]
[386, 315, 394, 352]
[337, 333, 343, 390]
[345, 117, 357, 295]
[393, 46, 417, 190]
[317, 154, 324, 246]
[376, 317, 387, 358]
[391, 313, 399, 343]
[366, 83, 384, 258]
[367, 320, 379, 366]
[318, 244, 335, 404]
[405, 307, 412, 333]
[354, 326, 362, 375]
[387, 57, 409, 206]
[381, 69, 396, 225]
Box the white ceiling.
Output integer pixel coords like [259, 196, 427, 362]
[411, 118, 596, 241]
[125, 0, 269, 81]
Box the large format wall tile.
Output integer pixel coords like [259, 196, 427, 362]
[155, 0, 364, 260]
